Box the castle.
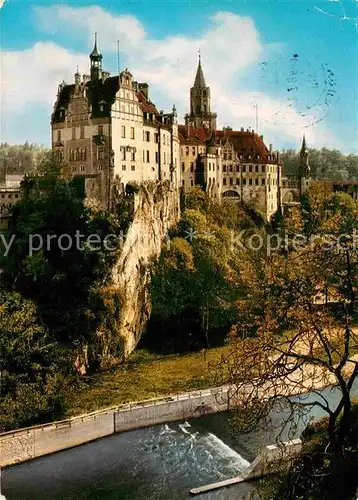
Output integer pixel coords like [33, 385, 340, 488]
[51, 37, 311, 219]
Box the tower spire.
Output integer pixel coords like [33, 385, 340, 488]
[193, 52, 206, 88]
[300, 134, 307, 154]
[89, 33, 103, 81]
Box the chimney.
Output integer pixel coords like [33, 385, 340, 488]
[260, 135, 264, 140]
[269, 144, 273, 153]
[82, 74, 90, 84]
[241, 127, 244, 132]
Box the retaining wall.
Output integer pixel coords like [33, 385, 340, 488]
[0, 386, 230, 467]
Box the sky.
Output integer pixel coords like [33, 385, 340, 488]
[0, 0, 357, 153]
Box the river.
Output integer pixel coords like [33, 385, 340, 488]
[2, 382, 357, 500]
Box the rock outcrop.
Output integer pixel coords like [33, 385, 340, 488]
[111, 181, 180, 358]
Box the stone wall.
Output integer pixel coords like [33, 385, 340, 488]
[0, 386, 229, 467]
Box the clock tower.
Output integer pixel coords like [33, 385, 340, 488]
[184, 55, 217, 130]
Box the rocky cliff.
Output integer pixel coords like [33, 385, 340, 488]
[111, 181, 180, 358]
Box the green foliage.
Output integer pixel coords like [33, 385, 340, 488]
[280, 147, 358, 180]
[0, 142, 49, 176]
[146, 188, 260, 353]
[0, 291, 69, 431]
[0, 153, 128, 429]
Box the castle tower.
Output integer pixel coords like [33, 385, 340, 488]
[90, 33, 103, 82]
[299, 134, 310, 196]
[184, 54, 217, 130]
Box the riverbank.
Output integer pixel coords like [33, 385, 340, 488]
[65, 347, 228, 417]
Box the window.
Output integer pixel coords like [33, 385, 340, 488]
[190, 163, 194, 173]
[192, 147, 195, 156]
[163, 152, 166, 164]
[262, 178, 265, 185]
[255, 165, 258, 173]
[229, 178, 233, 186]
[72, 128, 76, 140]
[155, 152, 159, 163]
[122, 165, 126, 171]
[98, 165, 103, 172]
[57, 130, 61, 142]
[145, 131, 150, 142]
[121, 125, 126, 138]
[97, 147, 105, 160]
[236, 165, 240, 173]
[223, 178, 227, 185]
[71, 166, 76, 172]
[223, 153, 227, 160]
[121, 149, 126, 161]
[186, 147, 189, 156]
[243, 165, 246, 172]
[249, 165, 252, 173]
[191, 180, 194, 186]
[243, 178, 246, 185]
[223, 165, 226, 172]
[249, 178, 252, 185]
[255, 178, 259, 185]
[229, 165, 233, 172]
[236, 178, 240, 185]
[228, 153, 232, 160]
[154, 133, 159, 143]
[130, 127, 135, 139]
[262, 165, 265, 173]
[131, 165, 135, 171]
[80, 165, 85, 172]
[98, 125, 103, 136]
[80, 127, 84, 139]
[146, 150, 150, 163]
[131, 151, 136, 161]
[181, 162, 185, 172]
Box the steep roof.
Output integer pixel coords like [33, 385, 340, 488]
[179, 126, 277, 162]
[193, 59, 206, 88]
[52, 75, 163, 124]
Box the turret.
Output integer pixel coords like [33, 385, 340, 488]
[299, 134, 310, 195]
[90, 33, 103, 82]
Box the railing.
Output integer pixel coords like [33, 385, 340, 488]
[0, 386, 229, 438]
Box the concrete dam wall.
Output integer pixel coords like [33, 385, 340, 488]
[0, 386, 230, 467]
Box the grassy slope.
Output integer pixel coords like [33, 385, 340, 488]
[66, 347, 229, 417]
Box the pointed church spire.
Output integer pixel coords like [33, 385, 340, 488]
[193, 52, 206, 88]
[300, 134, 307, 155]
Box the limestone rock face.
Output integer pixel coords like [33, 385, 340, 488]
[112, 181, 180, 358]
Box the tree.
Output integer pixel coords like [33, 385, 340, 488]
[215, 192, 358, 496]
[0, 291, 69, 431]
[280, 147, 358, 181]
[148, 189, 252, 352]
[1, 153, 124, 369]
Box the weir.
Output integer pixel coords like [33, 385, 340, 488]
[189, 439, 302, 495]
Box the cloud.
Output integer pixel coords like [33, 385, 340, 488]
[0, 5, 345, 150]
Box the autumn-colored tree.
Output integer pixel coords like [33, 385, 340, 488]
[215, 192, 358, 498]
